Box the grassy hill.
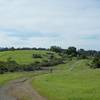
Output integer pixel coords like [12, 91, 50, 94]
[0, 50, 60, 65]
[0, 49, 100, 100]
[32, 59, 100, 100]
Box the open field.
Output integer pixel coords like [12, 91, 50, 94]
[0, 59, 100, 100]
[32, 60, 100, 100]
[0, 50, 100, 100]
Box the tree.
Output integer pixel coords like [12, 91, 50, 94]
[10, 47, 15, 51]
[50, 46, 62, 53]
[66, 47, 77, 57]
[77, 49, 88, 59]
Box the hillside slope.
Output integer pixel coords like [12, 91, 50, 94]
[0, 50, 59, 64]
[32, 60, 100, 100]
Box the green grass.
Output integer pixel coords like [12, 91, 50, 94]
[1, 50, 99, 100]
[0, 71, 47, 86]
[0, 72, 26, 86]
[0, 50, 59, 64]
[32, 60, 100, 100]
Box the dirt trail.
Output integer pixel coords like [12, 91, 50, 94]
[0, 78, 46, 100]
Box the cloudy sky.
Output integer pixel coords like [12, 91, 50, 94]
[0, 0, 100, 50]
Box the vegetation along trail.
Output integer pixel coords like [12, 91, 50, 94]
[0, 77, 46, 100]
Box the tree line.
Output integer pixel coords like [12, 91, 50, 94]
[0, 46, 100, 58]
[50, 46, 100, 68]
[0, 47, 48, 51]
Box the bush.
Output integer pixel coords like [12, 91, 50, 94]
[91, 56, 100, 68]
[32, 54, 42, 58]
[77, 55, 88, 59]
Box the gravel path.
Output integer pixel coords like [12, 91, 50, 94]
[0, 78, 46, 100]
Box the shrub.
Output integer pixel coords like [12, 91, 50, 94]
[77, 55, 88, 59]
[32, 54, 42, 58]
[91, 56, 100, 68]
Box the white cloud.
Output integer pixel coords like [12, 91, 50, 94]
[0, 0, 100, 49]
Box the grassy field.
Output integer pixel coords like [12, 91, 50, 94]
[0, 71, 46, 86]
[32, 60, 100, 100]
[0, 72, 27, 86]
[0, 50, 59, 64]
[0, 50, 100, 100]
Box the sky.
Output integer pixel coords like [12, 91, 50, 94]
[0, 0, 100, 50]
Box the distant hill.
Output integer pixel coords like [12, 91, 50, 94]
[0, 50, 60, 65]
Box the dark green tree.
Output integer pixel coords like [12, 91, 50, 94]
[50, 46, 62, 53]
[66, 47, 77, 57]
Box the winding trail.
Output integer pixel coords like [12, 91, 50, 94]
[0, 78, 46, 100]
